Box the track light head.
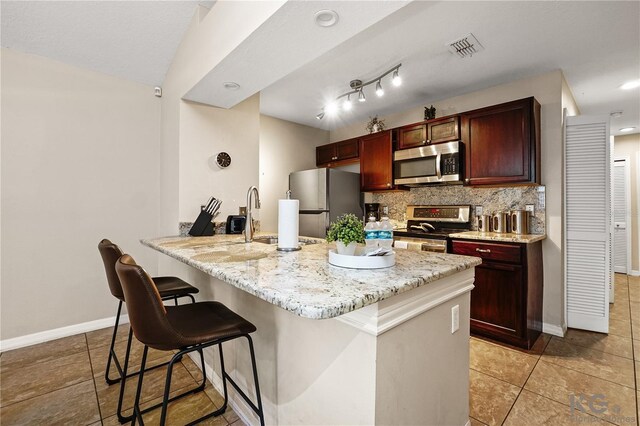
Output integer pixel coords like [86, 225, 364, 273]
[358, 89, 366, 103]
[343, 95, 352, 111]
[375, 80, 384, 97]
[325, 102, 339, 115]
[316, 111, 325, 120]
[392, 69, 402, 87]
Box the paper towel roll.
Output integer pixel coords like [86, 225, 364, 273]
[278, 199, 299, 249]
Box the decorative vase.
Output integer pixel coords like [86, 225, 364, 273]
[373, 123, 380, 133]
[336, 241, 357, 256]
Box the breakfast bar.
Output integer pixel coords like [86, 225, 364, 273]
[143, 234, 481, 425]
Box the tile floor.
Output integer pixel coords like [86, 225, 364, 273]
[1, 274, 638, 425]
[470, 273, 640, 426]
[0, 323, 244, 425]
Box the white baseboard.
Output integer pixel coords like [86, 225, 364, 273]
[0, 314, 129, 352]
[630, 270, 640, 277]
[187, 351, 258, 426]
[542, 322, 565, 337]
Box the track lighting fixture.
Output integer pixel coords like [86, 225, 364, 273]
[343, 95, 352, 111]
[392, 69, 402, 87]
[316, 64, 402, 119]
[358, 89, 366, 102]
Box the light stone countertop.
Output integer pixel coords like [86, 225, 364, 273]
[142, 234, 481, 320]
[449, 231, 546, 244]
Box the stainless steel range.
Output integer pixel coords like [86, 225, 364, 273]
[393, 205, 471, 253]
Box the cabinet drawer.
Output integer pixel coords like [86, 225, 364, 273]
[451, 240, 521, 263]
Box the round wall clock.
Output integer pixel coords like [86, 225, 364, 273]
[216, 152, 231, 168]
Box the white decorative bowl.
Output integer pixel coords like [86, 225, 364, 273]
[328, 249, 396, 269]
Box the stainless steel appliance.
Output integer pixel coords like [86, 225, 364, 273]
[365, 203, 381, 221]
[393, 205, 471, 253]
[393, 141, 462, 186]
[289, 168, 362, 238]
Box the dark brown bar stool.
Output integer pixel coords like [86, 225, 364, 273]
[98, 239, 200, 423]
[116, 254, 265, 426]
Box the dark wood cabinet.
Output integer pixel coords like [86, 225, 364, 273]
[316, 138, 359, 168]
[451, 239, 543, 349]
[360, 131, 398, 192]
[397, 116, 460, 150]
[461, 97, 541, 186]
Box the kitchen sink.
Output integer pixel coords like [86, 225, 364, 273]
[253, 237, 278, 245]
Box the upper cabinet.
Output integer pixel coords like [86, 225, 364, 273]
[397, 116, 460, 150]
[360, 131, 399, 192]
[316, 138, 359, 168]
[461, 97, 541, 186]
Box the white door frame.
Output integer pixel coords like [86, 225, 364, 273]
[614, 156, 632, 275]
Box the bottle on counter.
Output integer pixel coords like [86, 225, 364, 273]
[378, 216, 394, 250]
[364, 216, 380, 252]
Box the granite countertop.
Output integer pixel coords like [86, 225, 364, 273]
[449, 231, 546, 244]
[142, 234, 481, 320]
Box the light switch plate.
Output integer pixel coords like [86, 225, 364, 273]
[525, 204, 535, 213]
[451, 305, 460, 334]
[475, 206, 483, 216]
[239, 206, 247, 215]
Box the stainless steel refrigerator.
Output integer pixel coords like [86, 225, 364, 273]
[289, 168, 362, 238]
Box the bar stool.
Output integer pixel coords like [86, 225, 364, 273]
[98, 239, 201, 423]
[116, 254, 265, 426]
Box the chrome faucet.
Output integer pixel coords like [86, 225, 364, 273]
[245, 186, 261, 242]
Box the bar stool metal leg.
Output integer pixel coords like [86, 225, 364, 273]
[131, 345, 149, 426]
[105, 300, 124, 384]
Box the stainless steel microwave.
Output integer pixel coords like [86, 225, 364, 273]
[393, 141, 462, 185]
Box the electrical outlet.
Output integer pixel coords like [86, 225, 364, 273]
[475, 206, 483, 216]
[451, 305, 460, 334]
[525, 204, 535, 213]
[239, 206, 247, 215]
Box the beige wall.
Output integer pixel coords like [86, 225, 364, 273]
[1, 48, 161, 340]
[614, 133, 640, 273]
[259, 115, 329, 232]
[330, 70, 567, 334]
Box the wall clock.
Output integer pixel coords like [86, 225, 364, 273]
[216, 152, 231, 168]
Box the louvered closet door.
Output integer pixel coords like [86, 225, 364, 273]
[613, 160, 628, 274]
[565, 115, 611, 333]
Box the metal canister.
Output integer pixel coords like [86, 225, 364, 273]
[510, 210, 530, 235]
[477, 215, 491, 232]
[492, 211, 510, 234]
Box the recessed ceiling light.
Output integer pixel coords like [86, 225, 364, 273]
[620, 80, 640, 90]
[610, 111, 623, 118]
[315, 10, 339, 27]
[223, 82, 240, 90]
[620, 127, 636, 132]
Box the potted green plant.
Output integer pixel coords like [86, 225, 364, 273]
[326, 213, 365, 255]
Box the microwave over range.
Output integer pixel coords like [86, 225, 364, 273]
[393, 141, 462, 186]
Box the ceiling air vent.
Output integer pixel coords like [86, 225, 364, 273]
[447, 33, 484, 58]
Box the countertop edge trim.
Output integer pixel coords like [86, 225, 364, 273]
[336, 268, 476, 336]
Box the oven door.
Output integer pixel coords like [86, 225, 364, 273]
[393, 236, 447, 253]
[393, 141, 461, 185]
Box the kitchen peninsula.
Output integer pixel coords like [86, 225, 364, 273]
[143, 234, 481, 425]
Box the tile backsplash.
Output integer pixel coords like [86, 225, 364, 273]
[372, 185, 546, 234]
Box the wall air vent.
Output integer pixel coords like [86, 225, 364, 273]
[447, 33, 484, 58]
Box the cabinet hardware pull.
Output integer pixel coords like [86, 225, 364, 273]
[387, 183, 391, 187]
[422, 140, 427, 145]
[475, 248, 491, 253]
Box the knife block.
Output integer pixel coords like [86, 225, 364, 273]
[188, 210, 215, 236]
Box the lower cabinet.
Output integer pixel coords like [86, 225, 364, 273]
[451, 239, 543, 349]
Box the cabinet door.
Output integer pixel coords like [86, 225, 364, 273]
[336, 138, 359, 160]
[316, 144, 336, 166]
[471, 262, 524, 339]
[428, 116, 459, 144]
[462, 97, 540, 185]
[397, 123, 427, 150]
[360, 131, 394, 191]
